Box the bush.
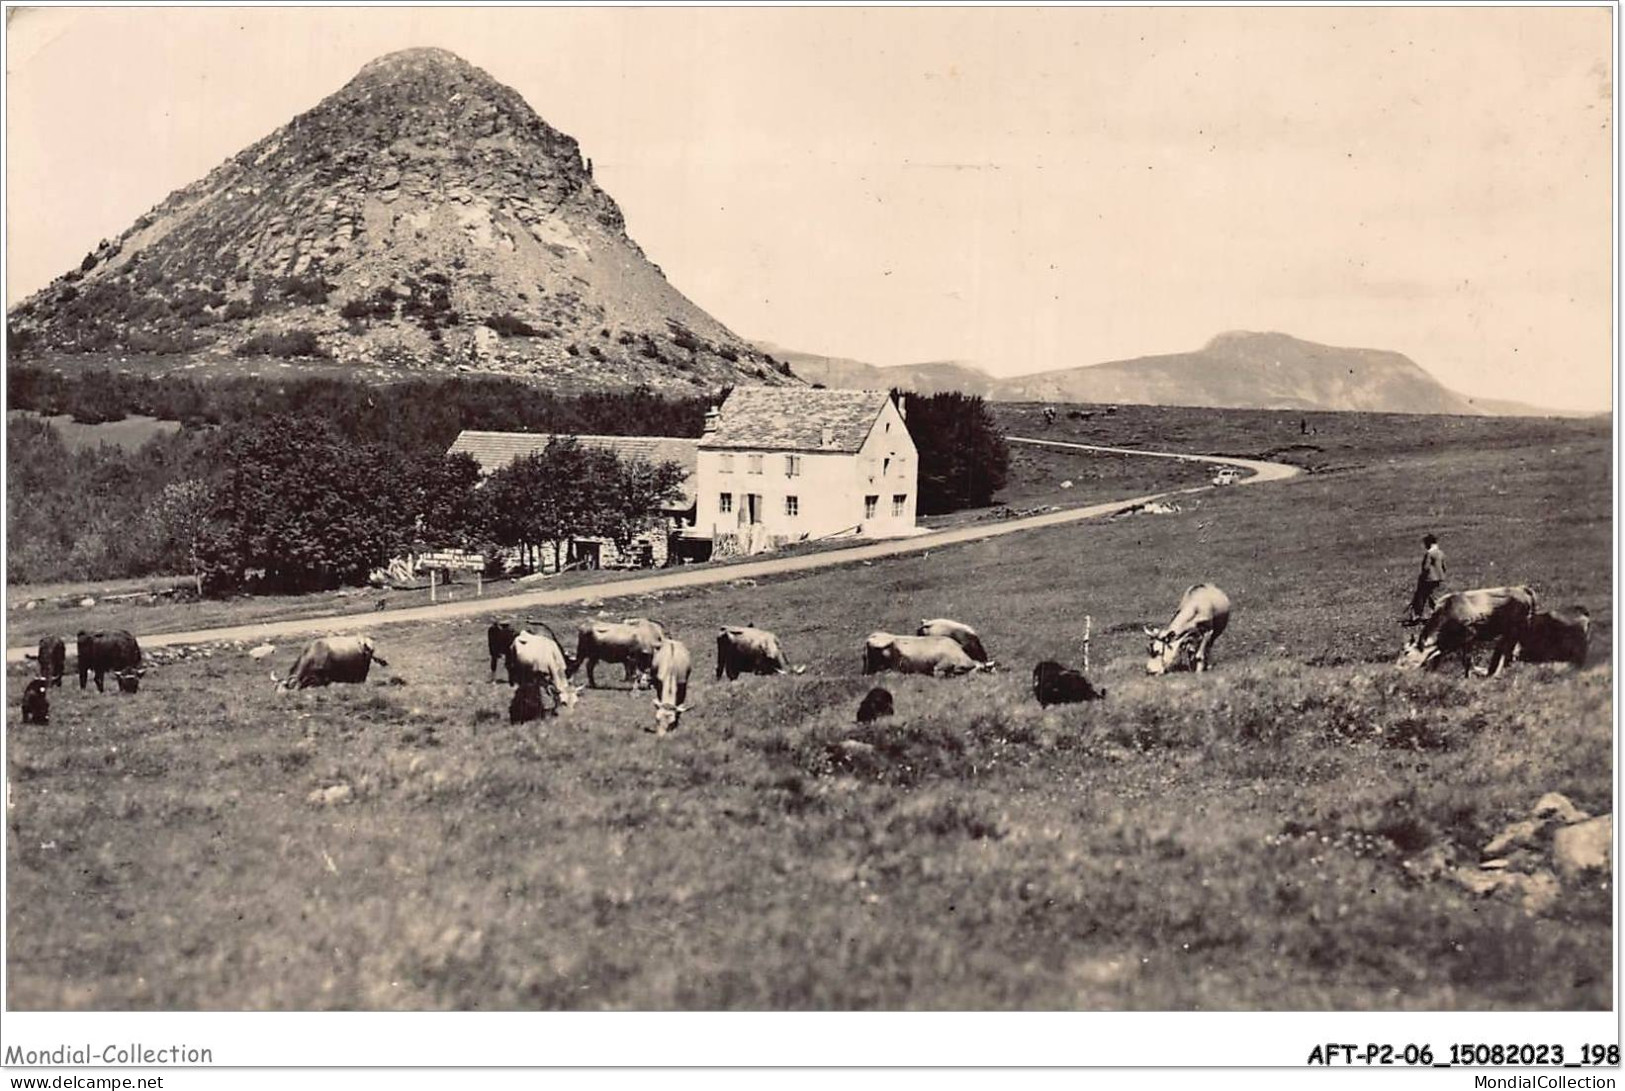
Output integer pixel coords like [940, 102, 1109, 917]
[278, 275, 333, 305]
[236, 329, 328, 359]
[485, 313, 540, 338]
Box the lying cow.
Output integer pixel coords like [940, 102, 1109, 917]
[1397, 585, 1537, 677]
[76, 630, 143, 693]
[916, 619, 990, 663]
[278, 636, 388, 690]
[715, 625, 801, 679]
[505, 630, 580, 712]
[1144, 584, 1231, 675]
[856, 686, 895, 724]
[1513, 607, 1591, 669]
[21, 678, 49, 724]
[114, 669, 143, 694]
[38, 636, 66, 688]
[862, 632, 988, 677]
[650, 638, 693, 735]
[1032, 660, 1106, 706]
[572, 617, 664, 689]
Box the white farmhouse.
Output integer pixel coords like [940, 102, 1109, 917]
[696, 386, 919, 546]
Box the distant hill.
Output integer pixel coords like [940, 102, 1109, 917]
[7, 48, 794, 393]
[767, 331, 1590, 417]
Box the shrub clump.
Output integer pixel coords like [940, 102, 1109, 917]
[236, 329, 328, 359]
[486, 314, 540, 338]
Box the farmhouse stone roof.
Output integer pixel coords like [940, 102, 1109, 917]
[446, 430, 699, 506]
[702, 386, 893, 453]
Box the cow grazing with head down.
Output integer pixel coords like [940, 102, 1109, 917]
[650, 638, 693, 734]
[1032, 660, 1106, 706]
[505, 630, 580, 712]
[278, 636, 387, 690]
[488, 619, 563, 681]
[1397, 585, 1537, 677]
[1144, 584, 1231, 675]
[76, 630, 143, 693]
[572, 617, 664, 689]
[1514, 607, 1591, 668]
[863, 632, 987, 677]
[37, 636, 66, 688]
[916, 619, 990, 664]
[855, 686, 895, 724]
[715, 625, 801, 680]
[21, 678, 50, 724]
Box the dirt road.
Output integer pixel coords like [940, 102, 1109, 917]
[5, 439, 1299, 662]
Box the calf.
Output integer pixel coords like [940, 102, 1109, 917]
[1144, 584, 1231, 675]
[650, 638, 693, 735]
[37, 636, 66, 688]
[509, 679, 554, 724]
[1397, 585, 1537, 677]
[916, 619, 990, 663]
[1514, 606, 1591, 668]
[855, 687, 895, 724]
[1032, 660, 1106, 706]
[76, 630, 143, 693]
[21, 678, 49, 724]
[114, 670, 143, 694]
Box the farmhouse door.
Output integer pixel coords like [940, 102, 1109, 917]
[744, 493, 763, 525]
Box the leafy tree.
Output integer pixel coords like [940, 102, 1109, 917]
[598, 457, 688, 557]
[147, 479, 217, 594]
[898, 391, 1010, 514]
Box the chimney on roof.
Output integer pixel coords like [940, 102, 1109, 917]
[703, 407, 720, 435]
[821, 425, 834, 449]
[896, 396, 907, 421]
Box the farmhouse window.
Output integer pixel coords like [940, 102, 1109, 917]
[785, 495, 799, 517]
[883, 456, 891, 476]
[720, 454, 734, 473]
[748, 454, 764, 475]
[864, 495, 878, 520]
[719, 492, 733, 514]
[892, 494, 907, 517]
[785, 454, 801, 477]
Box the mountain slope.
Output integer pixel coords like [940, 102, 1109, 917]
[756, 343, 1000, 397]
[6, 48, 794, 392]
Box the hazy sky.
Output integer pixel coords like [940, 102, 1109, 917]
[5, 7, 1614, 410]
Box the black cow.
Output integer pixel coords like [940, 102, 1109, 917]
[856, 687, 895, 724]
[21, 678, 49, 724]
[38, 636, 66, 688]
[1514, 607, 1591, 668]
[509, 679, 554, 723]
[1032, 660, 1107, 707]
[76, 630, 143, 693]
[488, 622, 520, 681]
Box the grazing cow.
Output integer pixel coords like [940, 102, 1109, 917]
[1144, 584, 1231, 675]
[855, 686, 895, 724]
[916, 619, 990, 664]
[650, 638, 693, 734]
[1396, 585, 1537, 677]
[572, 617, 664, 689]
[21, 678, 49, 724]
[1513, 607, 1591, 668]
[488, 620, 563, 681]
[862, 632, 986, 677]
[715, 625, 798, 679]
[278, 636, 388, 690]
[114, 670, 143, 694]
[509, 679, 554, 724]
[1032, 660, 1107, 706]
[505, 630, 580, 710]
[76, 630, 143, 693]
[37, 636, 66, 688]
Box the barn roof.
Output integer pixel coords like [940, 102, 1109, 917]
[702, 386, 893, 453]
[446, 430, 699, 506]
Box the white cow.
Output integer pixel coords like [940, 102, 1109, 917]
[507, 630, 581, 709]
[1144, 584, 1231, 675]
[651, 638, 693, 734]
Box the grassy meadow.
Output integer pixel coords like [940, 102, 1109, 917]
[4, 407, 1612, 1010]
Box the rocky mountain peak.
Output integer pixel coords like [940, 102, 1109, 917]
[7, 48, 796, 393]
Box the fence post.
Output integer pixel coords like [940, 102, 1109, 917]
[430, 569, 437, 604]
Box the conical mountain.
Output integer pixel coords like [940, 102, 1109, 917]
[7, 47, 796, 391]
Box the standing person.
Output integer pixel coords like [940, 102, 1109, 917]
[1404, 533, 1446, 624]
